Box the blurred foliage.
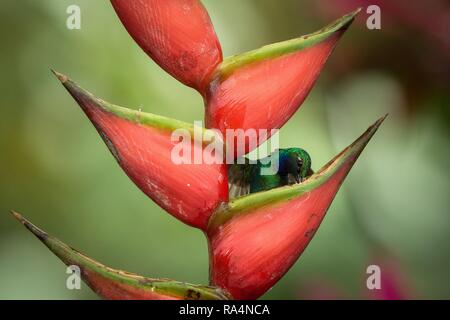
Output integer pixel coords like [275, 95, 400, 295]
[0, 0, 449, 299]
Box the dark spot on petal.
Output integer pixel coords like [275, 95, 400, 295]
[307, 213, 318, 223]
[185, 289, 201, 300]
[99, 130, 121, 163]
[25, 222, 48, 241]
[304, 228, 316, 238]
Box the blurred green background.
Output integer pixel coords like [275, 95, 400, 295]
[0, 0, 449, 299]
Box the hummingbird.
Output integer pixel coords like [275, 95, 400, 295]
[228, 148, 313, 198]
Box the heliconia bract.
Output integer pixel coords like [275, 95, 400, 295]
[110, 0, 223, 93]
[11, 212, 230, 300]
[205, 9, 361, 157]
[206, 115, 386, 299]
[53, 71, 228, 230]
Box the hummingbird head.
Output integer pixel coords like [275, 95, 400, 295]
[279, 148, 312, 183]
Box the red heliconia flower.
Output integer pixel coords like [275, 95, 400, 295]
[111, 1, 360, 157]
[11, 2, 384, 301]
[205, 9, 360, 157]
[206, 115, 386, 300]
[11, 212, 230, 300]
[110, 0, 222, 93]
[53, 71, 228, 230]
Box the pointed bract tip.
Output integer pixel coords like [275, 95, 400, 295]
[334, 7, 362, 32]
[217, 8, 362, 80]
[368, 113, 388, 136]
[349, 114, 387, 152]
[354, 7, 363, 16]
[10, 211, 49, 242]
[377, 113, 389, 126]
[346, 7, 362, 20]
[10, 210, 23, 222]
[51, 69, 68, 83]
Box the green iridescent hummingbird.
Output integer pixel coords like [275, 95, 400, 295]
[228, 148, 313, 198]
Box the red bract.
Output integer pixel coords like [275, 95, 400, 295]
[111, 0, 222, 93]
[54, 71, 228, 230]
[206, 115, 386, 299]
[205, 9, 360, 157]
[11, 212, 230, 300]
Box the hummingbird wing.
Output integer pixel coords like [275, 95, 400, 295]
[227, 157, 258, 199]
